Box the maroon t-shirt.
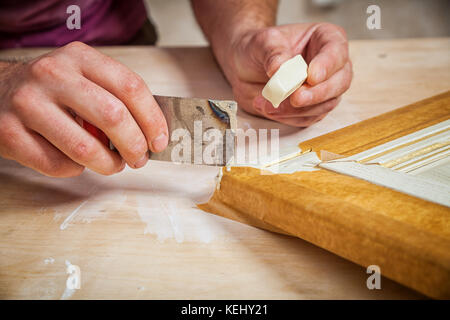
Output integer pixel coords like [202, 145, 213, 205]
[0, 0, 148, 48]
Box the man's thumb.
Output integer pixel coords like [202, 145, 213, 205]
[253, 29, 293, 78]
[264, 51, 293, 78]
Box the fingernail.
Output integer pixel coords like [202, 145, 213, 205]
[151, 133, 168, 153]
[300, 90, 312, 103]
[134, 153, 148, 168]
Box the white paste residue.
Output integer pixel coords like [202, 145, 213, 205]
[44, 257, 55, 265]
[57, 187, 127, 230]
[60, 260, 79, 300]
[136, 195, 235, 243]
[270, 151, 321, 174]
[3, 158, 257, 244]
[240, 146, 321, 174]
[60, 201, 88, 230]
[60, 287, 75, 300]
[215, 167, 224, 190]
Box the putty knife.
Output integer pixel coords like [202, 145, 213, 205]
[80, 95, 237, 166]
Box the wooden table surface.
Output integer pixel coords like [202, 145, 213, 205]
[0, 38, 449, 299]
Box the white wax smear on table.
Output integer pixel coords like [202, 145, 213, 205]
[0, 97, 363, 243]
[0, 157, 249, 243]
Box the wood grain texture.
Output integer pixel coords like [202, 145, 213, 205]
[299, 91, 450, 157]
[0, 39, 449, 299]
[200, 92, 450, 299]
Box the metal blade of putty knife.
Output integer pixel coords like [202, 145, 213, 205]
[78, 95, 237, 166]
[150, 95, 237, 166]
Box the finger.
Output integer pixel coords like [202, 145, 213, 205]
[17, 98, 126, 175]
[229, 79, 267, 117]
[290, 61, 352, 108]
[268, 114, 325, 128]
[0, 115, 84, 177]
[262, 97, 340, 118]
[248, 29, 294, 78]
[306, 24, 349, 85]
[63, 42, 168, 153]
[53, 75, 149, 168]
[239, 87, 334, 127]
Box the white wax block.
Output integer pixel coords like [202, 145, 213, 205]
[262, 54, 308, 108]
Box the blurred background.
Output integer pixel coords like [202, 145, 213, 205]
[145, 0, 450, 46]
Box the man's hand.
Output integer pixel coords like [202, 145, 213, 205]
[0, 41, 168, 177]
[192, 0, 352, 127]
[224, 23, 353, 127]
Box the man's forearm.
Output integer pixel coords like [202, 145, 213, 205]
[191, 0, 278, 73]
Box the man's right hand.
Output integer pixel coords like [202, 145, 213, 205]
[0, 41, 168, 177]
